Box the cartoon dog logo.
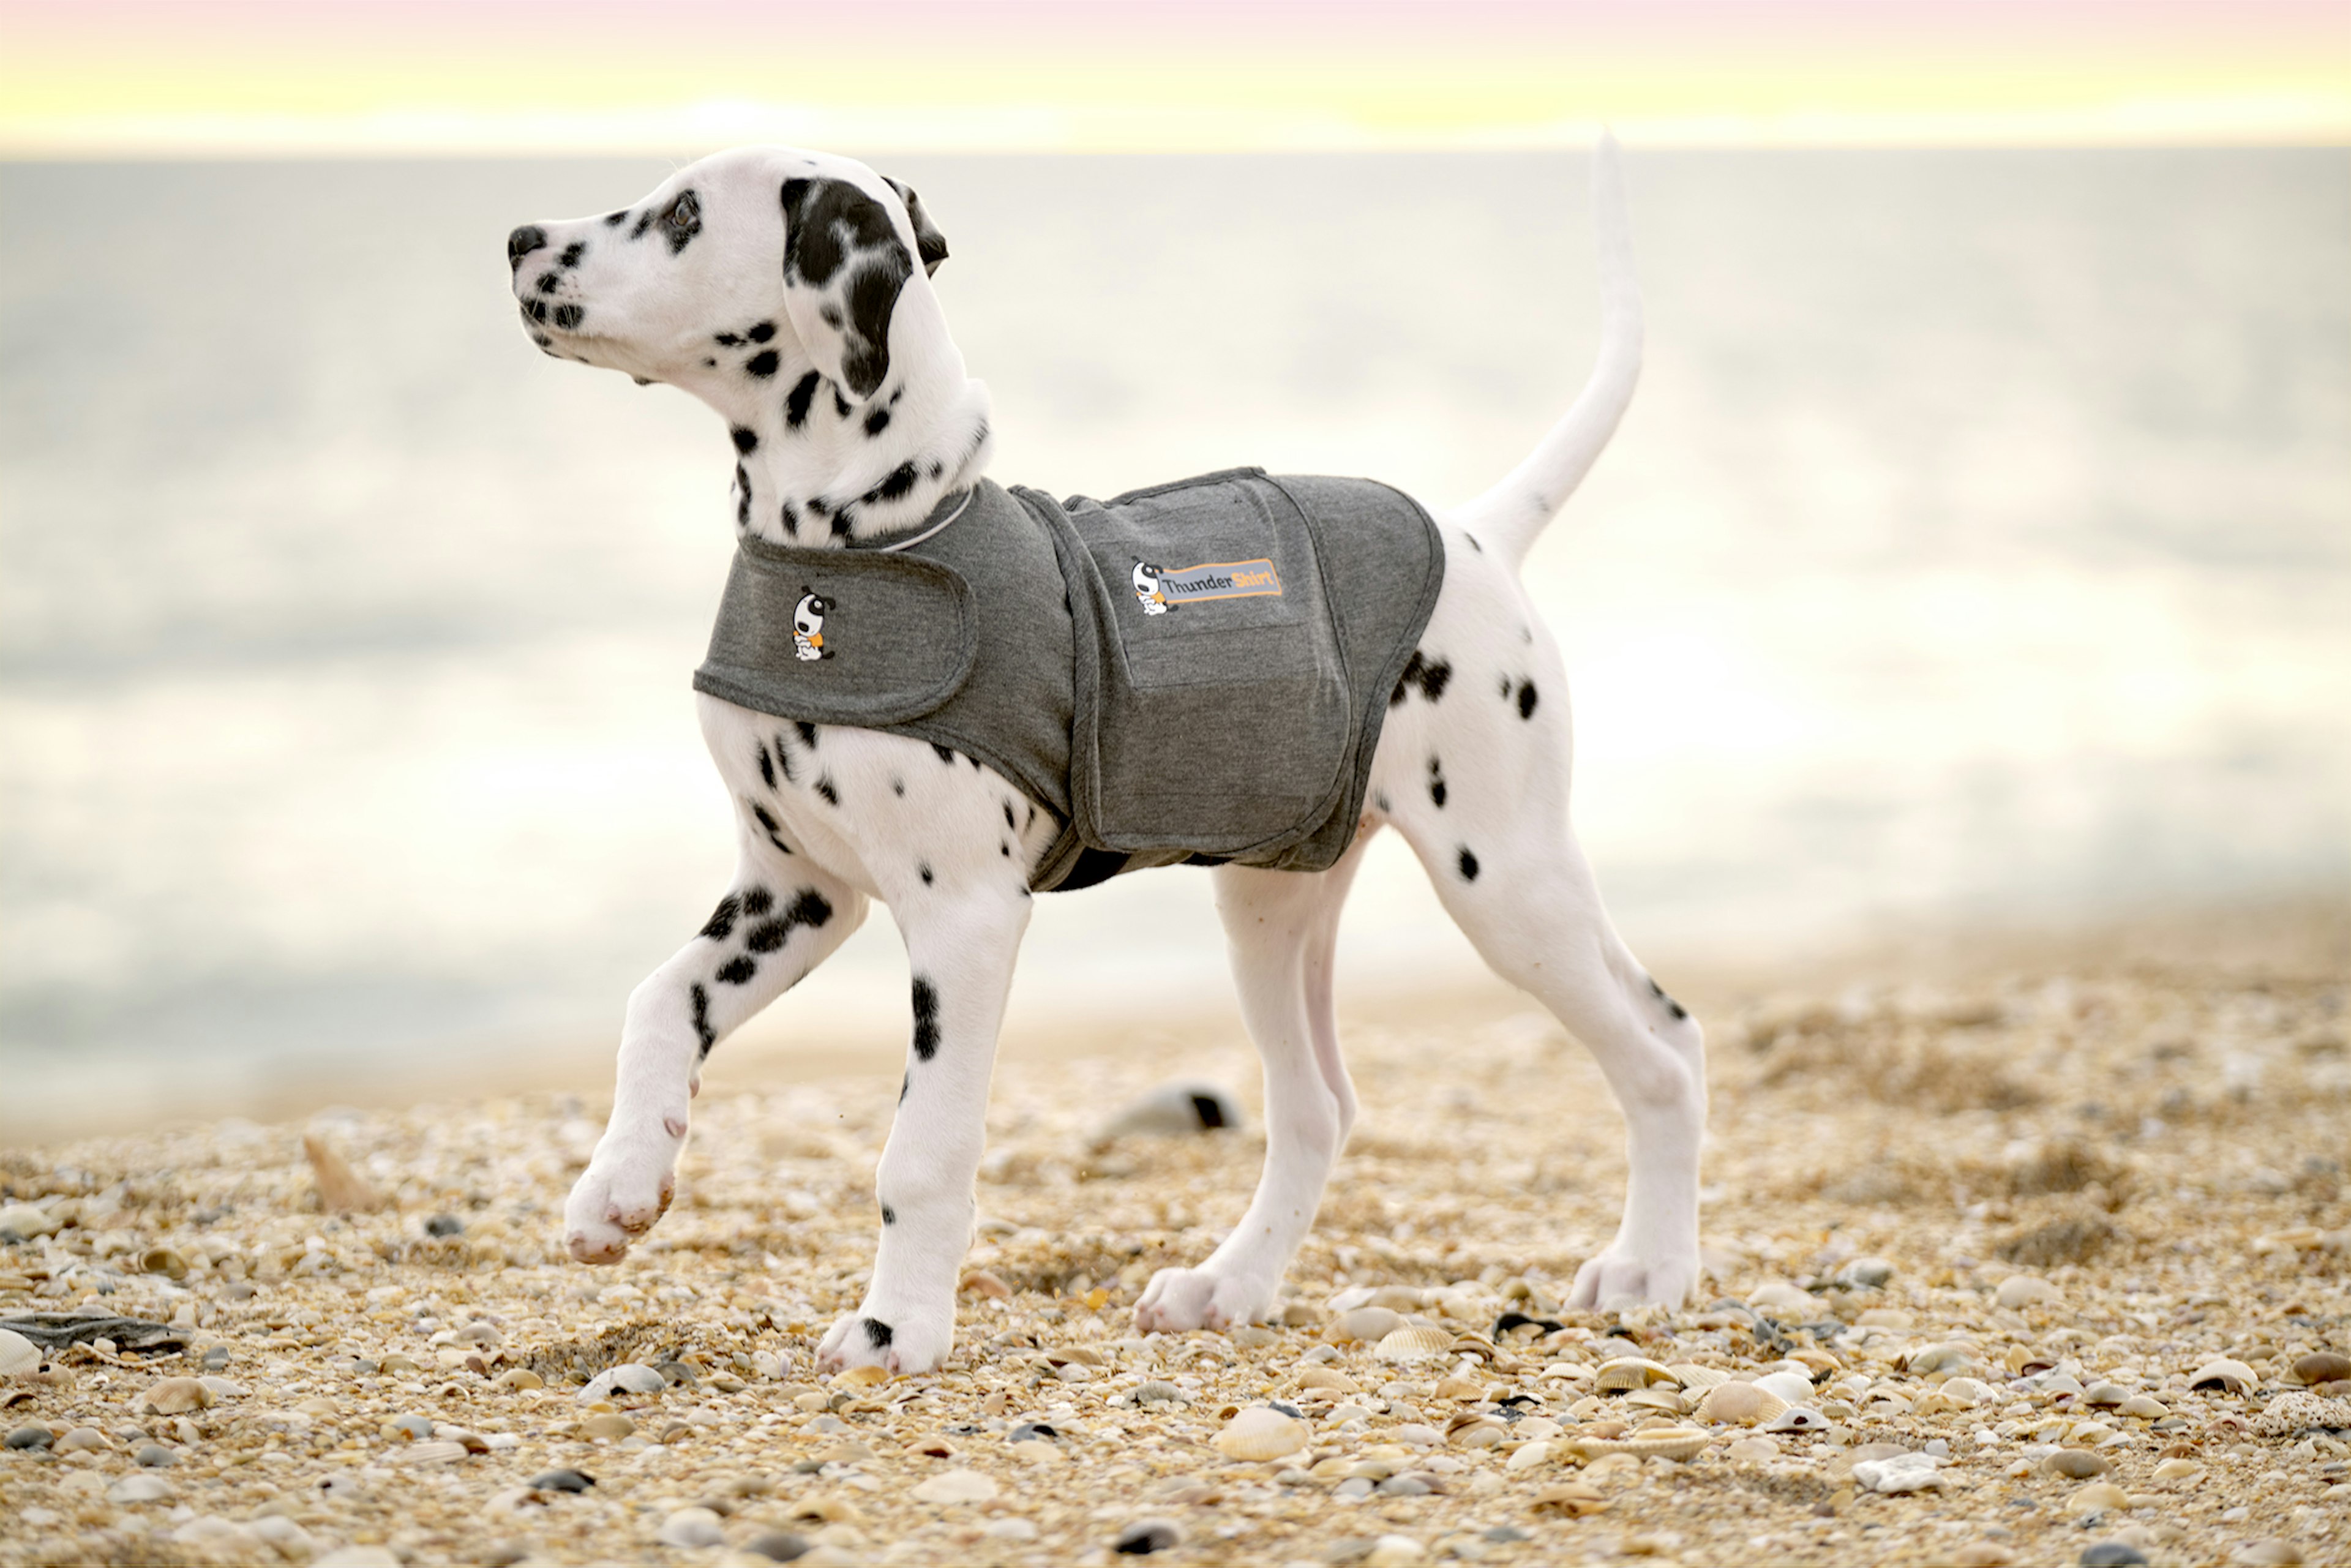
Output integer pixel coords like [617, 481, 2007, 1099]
[792, 589, 831, 661]
[1131, 562, 1171, 615]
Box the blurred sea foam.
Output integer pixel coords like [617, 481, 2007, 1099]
[2, 149, 2345, 1127]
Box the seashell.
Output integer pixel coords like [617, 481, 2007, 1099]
[1995, 1274, 2057, 1309]
[2042, 1449, 2111, 1478]
[1433, 1375, 1485, 1402]
[1940, 1376, 1995, 1406]
[302, 1132, 386, 1214]
[139, 1378, 213, 1415]
[400, 1440, 473, 1466]
[1375, 1326, 1455, 1363]
[1593, 1356, 1675, 1393]
[1449, 1333, 1499, 1362]
[1903, 1343, 1974, 1377]
[657, 1507, 727, 1548]
[1569, 1427, 1709, 1463]
[1295, 1367, 1360, 1394]
[1213, 1406, 1308, 1461]
[1505, 1440, 1554, 1471]
[1747, 1281, 1814, 1313]
[577, 1364, 667, 1401]
[1761, 1405, 1831, 1433]
[1668, 1363, 1730, 1392]
[138, 1247, 189, 1281]
[2189, 1359, 2257, 1395]
[2291, 1351, 2350, 1386]
[1365, 1286, 1425, 1311]
[2082, 1382, 2129, 1407]
[1753, 1371, 1815, 1405]
[0, 1204, 62, 1240]
[831, 1365, 891, 1389]
[0, 1329, 40, 1378]
[1697, 1382, 1788, 1427]
[2117, 1395, 2168, 1419]
[1531, 1480, 1610, 1516]
[1622, 1387, 1687, 1414]
[1328, 1307, 1404, 1345]
[910, 1468, 997, 1505]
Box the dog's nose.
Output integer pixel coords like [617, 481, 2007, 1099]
[508, 225, 549, 271]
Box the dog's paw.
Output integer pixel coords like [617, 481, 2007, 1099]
[1565, 1243, 1700, 1312]
[1133, 1266, 1271, 1334]
[562, 1121, 681, 1264]
[816, 1299, 954, 1376]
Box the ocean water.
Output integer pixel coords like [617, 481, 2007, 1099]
[2, 149, 2346, 1127]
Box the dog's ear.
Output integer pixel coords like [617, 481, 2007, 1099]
[880, 176, 949, 276]
[779, 176, 917, 402]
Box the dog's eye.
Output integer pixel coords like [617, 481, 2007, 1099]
[666, 192, 700, 231]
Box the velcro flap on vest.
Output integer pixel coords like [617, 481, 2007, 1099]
[694, 535, 978, 726]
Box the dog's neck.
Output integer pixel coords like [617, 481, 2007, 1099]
[691, 346, 993, 550]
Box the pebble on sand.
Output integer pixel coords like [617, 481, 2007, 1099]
[139, 1376, 214, 1414]
[1995, 1275, 2058, 1308]
[910, 1468, 998, 1505]
[658, 1506, 727, 1548]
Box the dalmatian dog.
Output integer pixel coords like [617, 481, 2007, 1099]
[790, 589, 830, 661]
[510, 137, 1703, 1374]
[1131, 561, 1171, 615]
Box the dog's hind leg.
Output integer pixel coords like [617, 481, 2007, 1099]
[564, 849, 866, 1264]
[1401, 809, 1705, 1309]
[816, 882, 1032, 1375]
[1135, 837, 1370, 1333]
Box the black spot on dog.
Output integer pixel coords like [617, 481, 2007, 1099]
[1391, 649, 1453, 706]
[702, 356, 716, 367]
[910, 977, 941, 1060]
[1457, 847, 1480, 882]
[787, 888, 832, 928]
[918, 862, 932, 885]
[1188, 1093, 1227, 1130]
[1000, 842, 1012, 857]
[1430, 778, 1447, 808]
[832, 388, 853, 420]
[780, 501, 798, 533]
[868, 462, 918, 503]
[899, 1072, 909, 1104]
[756, 743, 775, 789]
[863, 407, 891, 437]
[1373, 791, 1392, 813]
[715, 955, 757, 985]
[744, 349, 779, 378]
[820, 304, 845, 329]
[744, 920, 787, 953]
[784, 372, 822, 429]
[700, 895, 741, 942]
[795, 721, 819, 750]
[1517, 682, 1539, 719]
[552, 304, 583, 330]
[830, 508, 855, 538]
[928, 461, 944, 479]
[732, 426, 759, 454]
[747, 321, 776, 343]
[931, 743, 956, 766]
[743, 887, 774, 917]
[815, 776, 840, 806]
[881, 1205, 895, 1225]
[602, 211, 628, 228]
[1648, 976, 1689, 1021]
[735, 470, 751, 528]
[1498, 675, 1513, 697]
[1000, 800, 1018, 831]
[631, 211, 656, 238]
[750, 801, 781, 833]
[863, 1318, 893, 1350]
[891, 776, 905, 797]
[1464, 532, 1484, 553]
[804, 495, 828, 517]
[689, 983, 714, 1052]
[558, 241, 585, 268]
[534, 272, 560, 294]
[771, 732, 800, 784]
[714, 332, 742, 347]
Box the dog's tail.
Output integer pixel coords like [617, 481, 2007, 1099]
[1451, 131, 1642, 573]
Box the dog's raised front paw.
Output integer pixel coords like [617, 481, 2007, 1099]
[816, 1299, 954, 1376]
[1565, 1243, 1700, 1311]
[562, 1122, 681, 1264]
[1133, 1266, 1272, 1334]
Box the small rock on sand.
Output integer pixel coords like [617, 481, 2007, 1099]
[910, 1468, 997, 1505]
[1092, 1081, 1242, 1141]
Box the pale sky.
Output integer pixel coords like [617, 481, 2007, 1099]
[2, 0, 2347, 155]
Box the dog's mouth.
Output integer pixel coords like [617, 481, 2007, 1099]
[519, 297, 587, 335]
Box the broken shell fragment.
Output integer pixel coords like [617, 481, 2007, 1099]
[1213, 1406, 1308, 1461]
[1328, 1307, 1406, 1344]
[2189, 1359, 2257, 1395]
[1569, 1426, 1709, 1463]
[1761, 1405, 1832, 1433]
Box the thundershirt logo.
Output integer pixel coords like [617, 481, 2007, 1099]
[1149, 559, 1284, 604]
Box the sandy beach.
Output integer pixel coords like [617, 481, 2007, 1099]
[2, 901, 2346, 1567]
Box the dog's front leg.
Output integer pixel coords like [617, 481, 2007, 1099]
[566, 855, 865, 1264]
[817, 885, 1030, 1375]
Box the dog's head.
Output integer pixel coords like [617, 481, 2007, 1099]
[793, 590, 830, 635]
[508, 147, 950, 403]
